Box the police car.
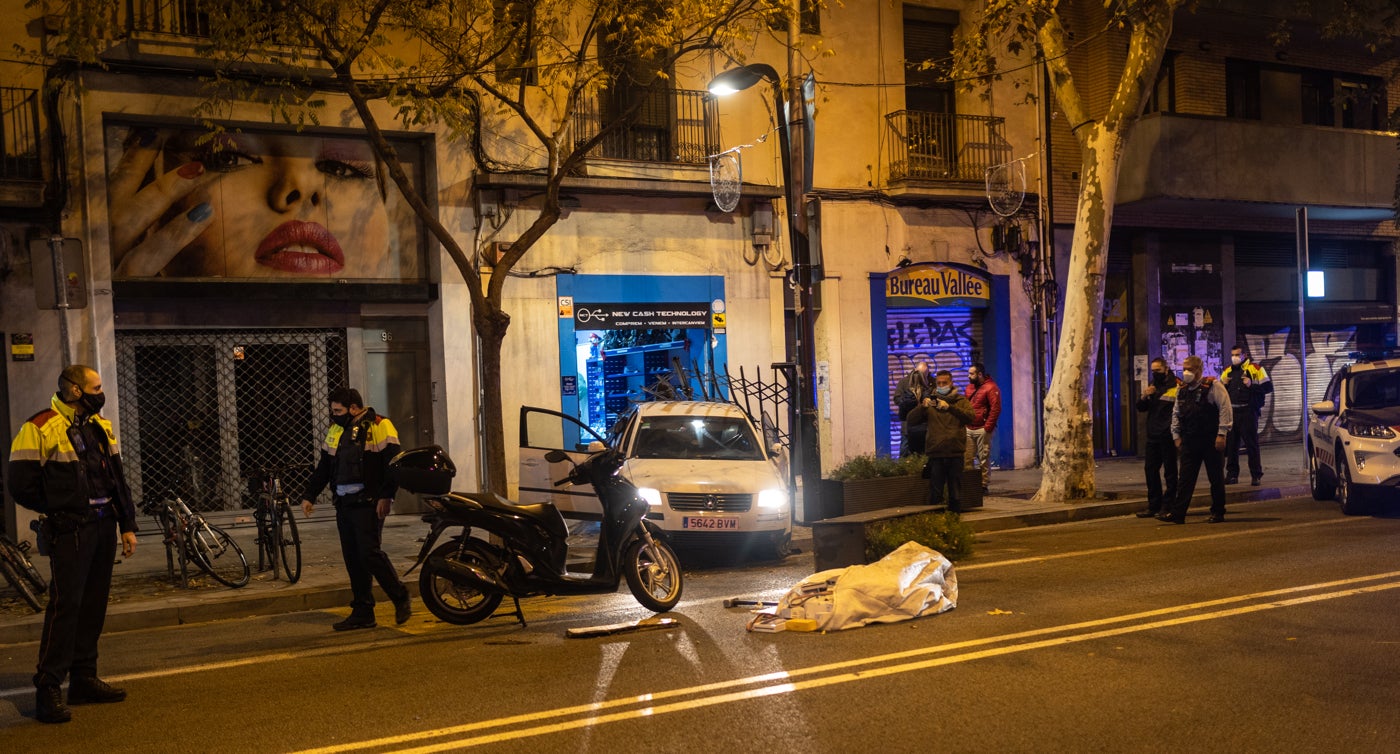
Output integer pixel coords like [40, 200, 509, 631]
[1308, 353, 1400, 514]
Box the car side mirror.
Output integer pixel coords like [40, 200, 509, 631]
[1311, 400, 1337, 416]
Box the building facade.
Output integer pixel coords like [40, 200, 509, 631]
[1, 1, 1046, 534]
[1044, 1, 1400, 457]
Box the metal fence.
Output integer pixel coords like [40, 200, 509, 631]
[572, 87, 719, 164]
[127, 0, 210, 36]
[115, 328, 347, 516]
[0, 87, 41, 181]
[886, 110, 1011, 182]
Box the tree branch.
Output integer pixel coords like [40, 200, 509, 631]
[1038, 10, 1092, 146]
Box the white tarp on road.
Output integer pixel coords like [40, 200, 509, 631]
[775, 541, 958, 631]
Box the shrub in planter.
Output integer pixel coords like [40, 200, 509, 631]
[828, 453, 927, 481]
[820, 454, 930, 518]
[864, 511, 975, 562]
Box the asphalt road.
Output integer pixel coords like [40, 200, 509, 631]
[1, 495, 1397, 752]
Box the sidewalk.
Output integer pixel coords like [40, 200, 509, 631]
[0, 442, 1311, 644]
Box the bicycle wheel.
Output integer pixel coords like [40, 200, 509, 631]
[0, 534, 47, 596]
[188, 521, 250, 588]
[263, 498, 282, 581]
[275, 500, 303, 584]
[0, 551, 44, 613]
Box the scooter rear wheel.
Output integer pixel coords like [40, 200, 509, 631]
[420, 540, 504, 625]
[623, 537, 683, 612]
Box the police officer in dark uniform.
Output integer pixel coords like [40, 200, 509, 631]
[8, 364, 138, 724]
[301, 387, 412, 630]
[1221, 343, 1272, 485]
[1135, 358, 1180, 518]
[1159, 355, 1233, 525]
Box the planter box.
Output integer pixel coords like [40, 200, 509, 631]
[819, 469, 983, 520]
[811, 505, 939, 571]
[820, 475, 929, 519]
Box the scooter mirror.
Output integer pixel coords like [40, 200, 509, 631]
[544, 449, 570, 463]
[587, 440, 606, 452]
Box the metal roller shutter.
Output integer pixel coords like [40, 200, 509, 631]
[885, 306, 984, 453]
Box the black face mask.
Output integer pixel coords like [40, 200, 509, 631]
[331, 413, 353, 428]
[77, 391, 106, 415]
[1152, 372, 1170, 389]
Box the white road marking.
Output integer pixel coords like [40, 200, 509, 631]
[292, 569, 1400, 753]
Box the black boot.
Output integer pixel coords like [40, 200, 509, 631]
[67, 676, 127, 704]
[35, 685, 71, 723]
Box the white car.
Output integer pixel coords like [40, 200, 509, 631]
[615, 401, 791, 555]
[1308, 354, 1400, 514]
[518, 402, 792, 559]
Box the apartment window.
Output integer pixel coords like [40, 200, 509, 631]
[493, 0, 537, 85]
[1227, 58, 1385, 130]
[1226, 59, 1261, 119]
[769, 0, 821, 35]
[1144, 52, 1177, 114]
[903, 5, 958, 114]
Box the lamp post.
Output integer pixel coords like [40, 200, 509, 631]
[709, 63, 822, 524]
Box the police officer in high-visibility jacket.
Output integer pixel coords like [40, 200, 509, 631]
[1220, 343, 1272, 486]
[8, 364, 138, 723]
[301, 387, 412, 630]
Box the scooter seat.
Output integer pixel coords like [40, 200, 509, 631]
[457, 491, 568, 541]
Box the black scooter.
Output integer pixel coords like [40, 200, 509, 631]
[391, 445, 684, 625]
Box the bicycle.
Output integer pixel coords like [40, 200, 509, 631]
[247, 463, 307, 583]
[0, 527, 47, 612]
[141, 492, 250, 589]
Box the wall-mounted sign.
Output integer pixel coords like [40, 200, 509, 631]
[11, 333, 35, 362]
[885, 263, 991, 308]
[573, 303, 710, 330]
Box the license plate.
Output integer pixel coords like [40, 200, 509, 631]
[683, 516, 738, 530]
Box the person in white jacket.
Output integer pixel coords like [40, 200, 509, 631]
[1159, 355, 1233, 524]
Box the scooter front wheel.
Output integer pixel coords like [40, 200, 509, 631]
[623, 537, 683, 612]
[419, 540, 505, 625]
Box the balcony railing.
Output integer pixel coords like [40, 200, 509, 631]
[127, 0, 211, 36]
[572, 87, 719, 164]
[886, 110, 1010, 182]
[1, 87, 42, 182]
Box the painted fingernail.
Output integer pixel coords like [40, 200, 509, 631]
[186, 203, 213, 222]
[177, 161, 204, 179]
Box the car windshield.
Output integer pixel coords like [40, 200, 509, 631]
[629, 415, 764, 461]
[1347, 368, 1400, 410]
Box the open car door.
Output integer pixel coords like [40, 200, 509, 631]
[518, 406, 608, 520]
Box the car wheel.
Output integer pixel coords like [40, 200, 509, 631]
[1308, 443, 1335, 501]
[1335, 451, 1368, 516]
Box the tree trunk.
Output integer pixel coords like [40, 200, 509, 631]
[474, 303, 510, 496]
[1034, 125, 1123, 502]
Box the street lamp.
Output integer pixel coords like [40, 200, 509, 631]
[709, 63, 822, 524]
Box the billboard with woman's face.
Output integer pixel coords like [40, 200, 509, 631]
[104, 123, 426, 281]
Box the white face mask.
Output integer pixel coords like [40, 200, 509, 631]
[1231, 355, 1243, 366]
[1183, 370, 1198, 384]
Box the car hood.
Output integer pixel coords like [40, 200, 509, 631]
[623, 458, 785, 493]
[1346, 406, 1400, 427]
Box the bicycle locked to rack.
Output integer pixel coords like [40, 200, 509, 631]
[140, 491, 249, 589]
[246, 463, 307, 583]
[0, 525, 48, 612]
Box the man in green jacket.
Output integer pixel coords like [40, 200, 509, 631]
[908, 370, 976, 512]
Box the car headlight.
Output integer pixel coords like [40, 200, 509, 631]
[756, 488, 788, 510]
[637, 487, 663, 507]
[1347, 422, 1396, 439]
